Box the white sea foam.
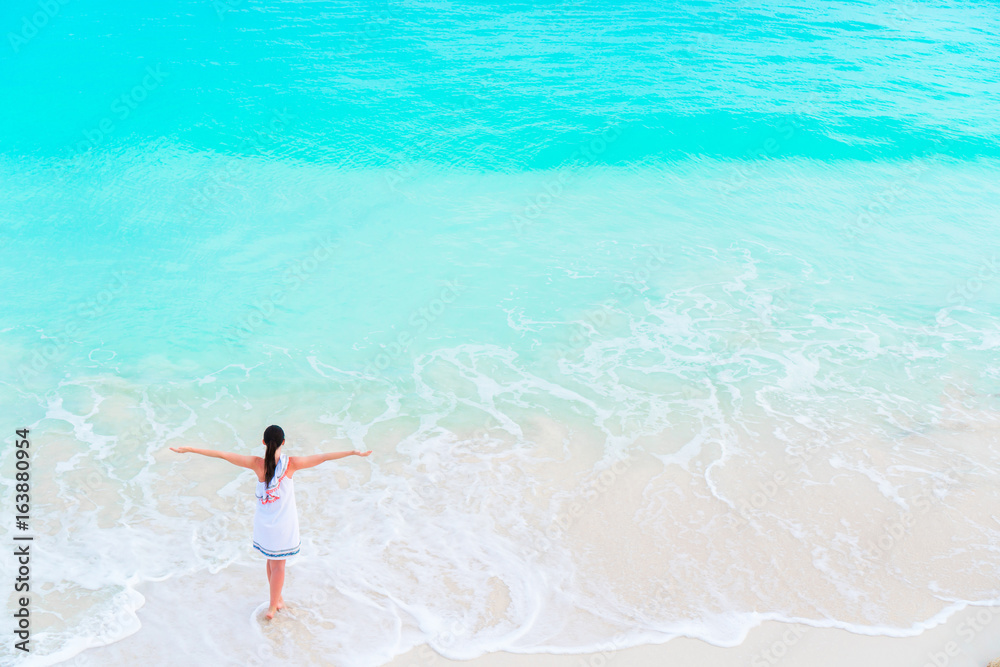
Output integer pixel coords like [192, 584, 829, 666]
[5, 326, 999, 667]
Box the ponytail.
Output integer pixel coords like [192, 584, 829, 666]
[263, 424, 285, 486]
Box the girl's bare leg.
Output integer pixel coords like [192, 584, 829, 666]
[265, 560, 284, 613]
[266, 559, 285, 620]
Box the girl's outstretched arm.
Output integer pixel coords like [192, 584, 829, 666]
[289, 449, 372, 473]
[170, 446, 259, 471]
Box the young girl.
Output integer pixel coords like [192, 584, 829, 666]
[171, 425, 372, 619]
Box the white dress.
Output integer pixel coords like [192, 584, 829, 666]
[253, 452, 300, 559]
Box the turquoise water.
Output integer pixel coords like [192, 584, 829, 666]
[3, 1, 1000, 665]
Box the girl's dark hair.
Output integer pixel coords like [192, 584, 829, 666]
[263, 425, 285, 486]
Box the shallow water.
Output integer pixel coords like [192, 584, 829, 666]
[2, 1, 1000, 665]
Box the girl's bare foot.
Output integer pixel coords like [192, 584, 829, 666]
[276, 597, 285, 611]
[265, 605, 278, 620]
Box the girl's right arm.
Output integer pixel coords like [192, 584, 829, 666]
[171, 446, 259, 471]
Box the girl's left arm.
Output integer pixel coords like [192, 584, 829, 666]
[171, 446, 258, 471]
[289, 449, 372, 473]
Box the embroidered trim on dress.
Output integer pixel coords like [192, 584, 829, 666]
[253, 540, 300, 558]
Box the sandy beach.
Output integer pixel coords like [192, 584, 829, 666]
[386, 612, 1000, 667]
[70, 564, 1000, 667]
